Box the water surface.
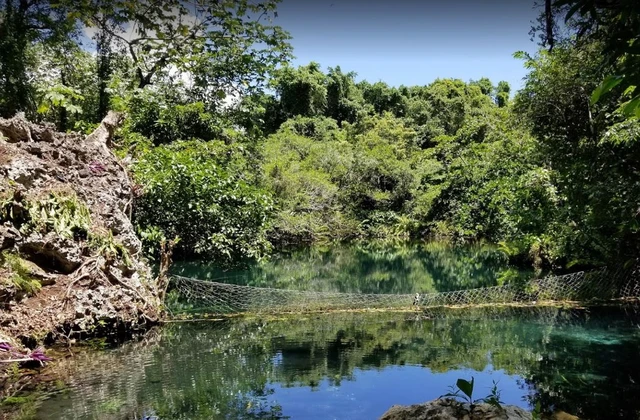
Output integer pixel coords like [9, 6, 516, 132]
[37, 306, 640, 420]
[171, 241, 529, 293]
[35, 244, 640, 419]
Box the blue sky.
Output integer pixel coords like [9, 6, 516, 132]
[272, 0, 541, 92]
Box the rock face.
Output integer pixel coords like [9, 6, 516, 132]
[379, 399, 532, 420]
[0, 113, 160, 346]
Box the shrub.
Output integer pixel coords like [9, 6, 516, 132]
[132, 140, 273, 265]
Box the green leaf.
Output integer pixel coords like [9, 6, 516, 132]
[620, 95, 640, 118]
[512, 51, 531, 61]
[591, 75, 624, 105]
[456, 377, 474, 400]
[37, 103, 50, 114]
[564, 0, 587, 23]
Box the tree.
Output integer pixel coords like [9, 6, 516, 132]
[133, 139, 274, 264]
[34, 45, 97, 131]
[359, 81, 407, 117]
[495, 81, 511, 107]
[514, 40, 640, 266]
[95, 25, 114, 121]
[72, 0, 293, 103]
[537, 0, 640, 117]
[470, 77, 493, 97]
[326, 66, 363, 126]
[271, 62, 328, 119]
[0, 0, 76, 117]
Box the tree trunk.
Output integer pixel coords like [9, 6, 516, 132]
[85, 110, 123, 151]
[58, 70, 68, 131]
[96, 28, 112, 121]
[545, 0, 555, 51]
[156, 238, 178, 304]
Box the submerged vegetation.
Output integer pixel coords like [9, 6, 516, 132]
[0, 0, 638, 274]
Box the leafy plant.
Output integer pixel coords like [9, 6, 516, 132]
[138, 225, 168, 260]
[483, 380, 505, 409]
[132, 139, 273, 265]
[22, 191, 91, 240]
[88, 229, 132, 268]
[36, 83, 84, 116]
[0, 190, 15, 221]
[0, 251, 41, 296]
[440, 377, 504, 409]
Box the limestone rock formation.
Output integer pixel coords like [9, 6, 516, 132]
[379, 398, 532, 420]
[0, 112, 160, 346]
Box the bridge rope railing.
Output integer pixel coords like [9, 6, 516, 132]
[168, 259, 640, 316]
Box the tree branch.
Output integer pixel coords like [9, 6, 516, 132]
[138, 55, 168, 88]
[545, 0, 555, 52]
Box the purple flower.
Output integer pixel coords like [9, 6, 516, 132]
[0, 342, 12, 352]
[89, 161, 107, 175]
[29, 348, 52, 362]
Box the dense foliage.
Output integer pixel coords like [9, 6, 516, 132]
[1, 0, 638, 270]
[132, 140, 273, 264]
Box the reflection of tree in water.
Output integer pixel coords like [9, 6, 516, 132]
[37, 323, 287, 420]
[171, 241, 525, 295]
[37, 306, 640, 420]
[419, 242, 518, 292]
[520, 305, 640, 419]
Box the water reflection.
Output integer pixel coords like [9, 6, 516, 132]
[171, 242, 528, 294]
[37, 305, 640, 419]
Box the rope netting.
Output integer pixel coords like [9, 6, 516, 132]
[169, 259, 640, 316]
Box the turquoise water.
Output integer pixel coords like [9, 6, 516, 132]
[36, 306, 640, 419]
[170, 241, 530, 293]
[32, 244, 640, 419]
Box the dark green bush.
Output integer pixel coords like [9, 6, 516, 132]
[133, 139, 273, 265]
[126, 92, 228, 145]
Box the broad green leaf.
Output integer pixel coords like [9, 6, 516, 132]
[620, 95, 640, 118]
[456, 377, 474, 400]
[37, 103, 50, 114]
[590, 75, 624, 105]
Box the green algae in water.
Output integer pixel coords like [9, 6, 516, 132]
[551, 326, 636, 346]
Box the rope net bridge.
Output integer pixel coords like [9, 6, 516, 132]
[168, 260, 640, 316]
